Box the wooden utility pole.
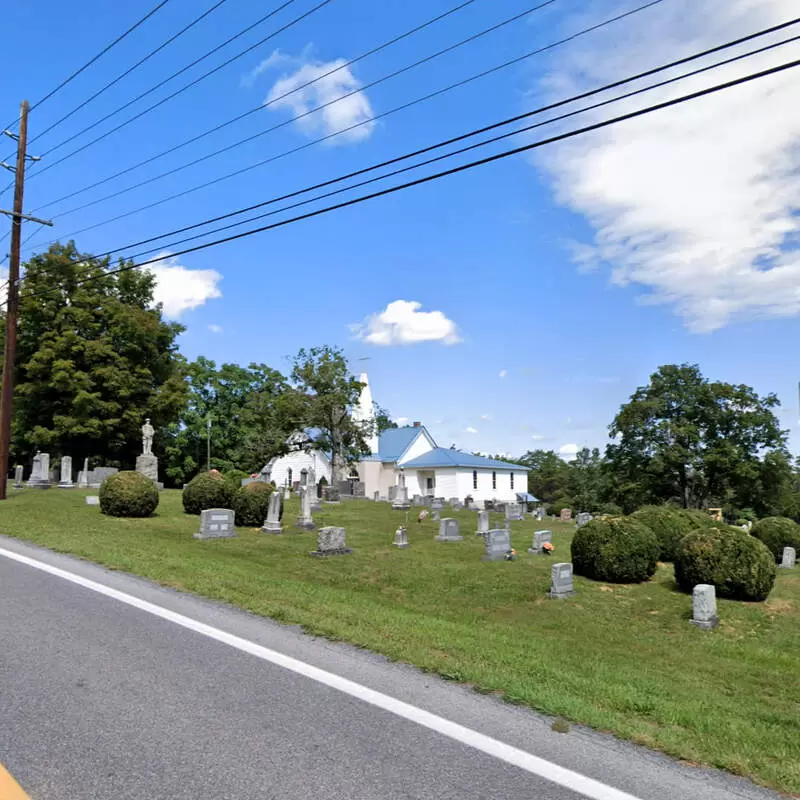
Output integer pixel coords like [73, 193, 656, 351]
[0, 101, 30, 499]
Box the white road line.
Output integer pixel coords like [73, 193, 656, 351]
[1, 545, 643, 800]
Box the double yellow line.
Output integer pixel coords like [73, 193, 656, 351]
[0, 763, 30, 799]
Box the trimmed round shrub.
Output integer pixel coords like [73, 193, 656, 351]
[99, 470, 159, 518]
[751, 516, 800, 562]
[674, 526, 776, 601]
[232, 482, 272, 527]
[673, 508, 719, 531]
[630, 505, 694, 562]
[596, 502, 623, 517]
[571, 517, 660, 583]
[223, 469, 249, 492]
[182, 471, 234, 515]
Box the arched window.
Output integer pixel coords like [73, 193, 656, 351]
[287, 468, 293, 487]
[473, 470, 478, 489]
[492, 471, 496, 490]
[510, 472, 515, 490]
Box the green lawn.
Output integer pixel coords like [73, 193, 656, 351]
[2, 488, 799, 793]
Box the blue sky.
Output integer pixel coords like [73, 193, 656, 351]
[2, 0, 799, 459]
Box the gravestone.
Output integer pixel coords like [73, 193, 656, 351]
[451, 501, 464, 511]
[13, 465, 23, 489]
[529, 530, 553, 555]
[136, 418, 159, 483]
[324, 485, 341, 503]
[88, 466, 118, 488]
[422, 495, 433, 507]
[392, 526, 409, 549]
[283, 488, 291, 501]
[505, 503, 523, 522]
[467, 502, 479, 511]
[262, 491, 283, 534]
[431, 497, 444, 510]
[483, 529, 512, 561]
[548, 562, 576, 599]
[388, 485, 397, 502]
[448, 497, 460, 507]
[412, 494, 424, 506]
[308, 468, 321, 512]
[194, 508, 237, 540]
[560, 508, 573, 522]
[576, 512, 593, 528]
[392, 484, 410, 510]
[432, 510, 440, 522]
[690, 584, 719, 629]
[475, 510, 490, 537]
[534, 506, 546, 521]
[27, 452, 51, 489]
[58, 456, 74, 488]
[373, 490, 380, 502]
[435, 518, 462, 542]
[494, 502, 506, 513]
[309, 526, 352, 557]
[85, 495, 100, 506]
[77, 459, 89, 488]
[295, 486, 315, 530]
[780, 546, 796, 569]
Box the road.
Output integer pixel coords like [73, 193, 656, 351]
[0, 536, 781, 800]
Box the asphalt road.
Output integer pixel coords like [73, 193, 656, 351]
[0, 537, 781, 800]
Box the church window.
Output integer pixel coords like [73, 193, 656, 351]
[492, 471, 496, 490]
[510, 472, 514, 489]
[473, 470, 477, 489]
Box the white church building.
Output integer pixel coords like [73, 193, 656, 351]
[265, 373, 525, 504]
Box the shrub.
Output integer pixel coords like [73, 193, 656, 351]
[673, 508, 719, 530]
[223, 469, 250, 492]
[182, 471, 234, 515]
[546, 497, 573, 516]
[751, 517, 800, 562]
[99, 470, 159, 518]
[232, 482, 272, 527]
[674, 526, 776, 601]
[571, 517, 660, 583]
[630, 505, 694, 561]
[596, 502, 623, 517]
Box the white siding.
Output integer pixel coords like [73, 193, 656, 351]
[269, 450, 331, 489]
[455, 467, 520, 503]
[431, 468, 458, 500]
[396, 429, 436, 465]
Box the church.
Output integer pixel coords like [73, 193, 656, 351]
[265, 373, 525, 504]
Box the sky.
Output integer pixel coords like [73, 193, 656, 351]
[1, 0, 799, 460]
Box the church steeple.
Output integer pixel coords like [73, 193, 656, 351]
[353, 372, 379, 454]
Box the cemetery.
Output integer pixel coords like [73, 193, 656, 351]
[1, 484, 798, 793]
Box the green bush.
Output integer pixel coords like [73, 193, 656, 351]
[673, 508, 719, 530]
[182, 471, 234, 515]
[630, 505, 694, 561]
[571, 517, 660, 583]
[546, 497, 573, 516]
[596, 502, 623, 517]
[751, 516, 800, 562]
[674, 526, 776, 601]
[232, 482, 272, 527]
[99, 471, 159, 518]
[223, 469, 250, 492]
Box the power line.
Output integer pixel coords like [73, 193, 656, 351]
[28, 0, 661, 247]
[31, 0, 332, 171]
[34, 0, 481, 212]
[45, 0, 556, 220]
[1, 0, 172, 129]
[27, 0, 233, 148]
[19, 56, 800, 303]
[118, 32, 800, 263]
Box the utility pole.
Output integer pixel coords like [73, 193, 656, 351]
[0, 101, 51, 500]
[206, 415, 212, 471]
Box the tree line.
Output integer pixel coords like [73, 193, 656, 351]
[3, 244, 394, 485]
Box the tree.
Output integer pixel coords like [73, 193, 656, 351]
[566, 447, 606, 511]
[606, 364, 787, 511]
[11, 243, 186, 469]
[518, 449, 569, 502]
[289, 346, 371, 482]
[374, 403, 397, 434]
[162, 357, 290, 484]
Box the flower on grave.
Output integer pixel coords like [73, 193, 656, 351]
[542, 541, 554, 554]
[504, 549, 517, 561]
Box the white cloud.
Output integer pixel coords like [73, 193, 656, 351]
[531, 434, 545, 441]
[146, 254, 222, 318]
[558, 443, 579, 461]
[499, 369, 507, 379]
[241, 49, 291, 87]
[480, 414, 492, 421]
[265, 55, 375, 143]
[538, 0, 800, 332]
[395, 416, 409, 425]
[353, 300, 461, 346]
[465, 426, 479, 434]
[207, 324, 223, 334]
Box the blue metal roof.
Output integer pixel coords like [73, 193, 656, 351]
[401, 448, 522, 471]
[378, 427, 427, 462]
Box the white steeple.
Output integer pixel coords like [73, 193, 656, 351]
[353, 372, 379, 454]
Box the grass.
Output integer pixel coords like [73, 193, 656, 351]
[2, 488, 799, 794]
